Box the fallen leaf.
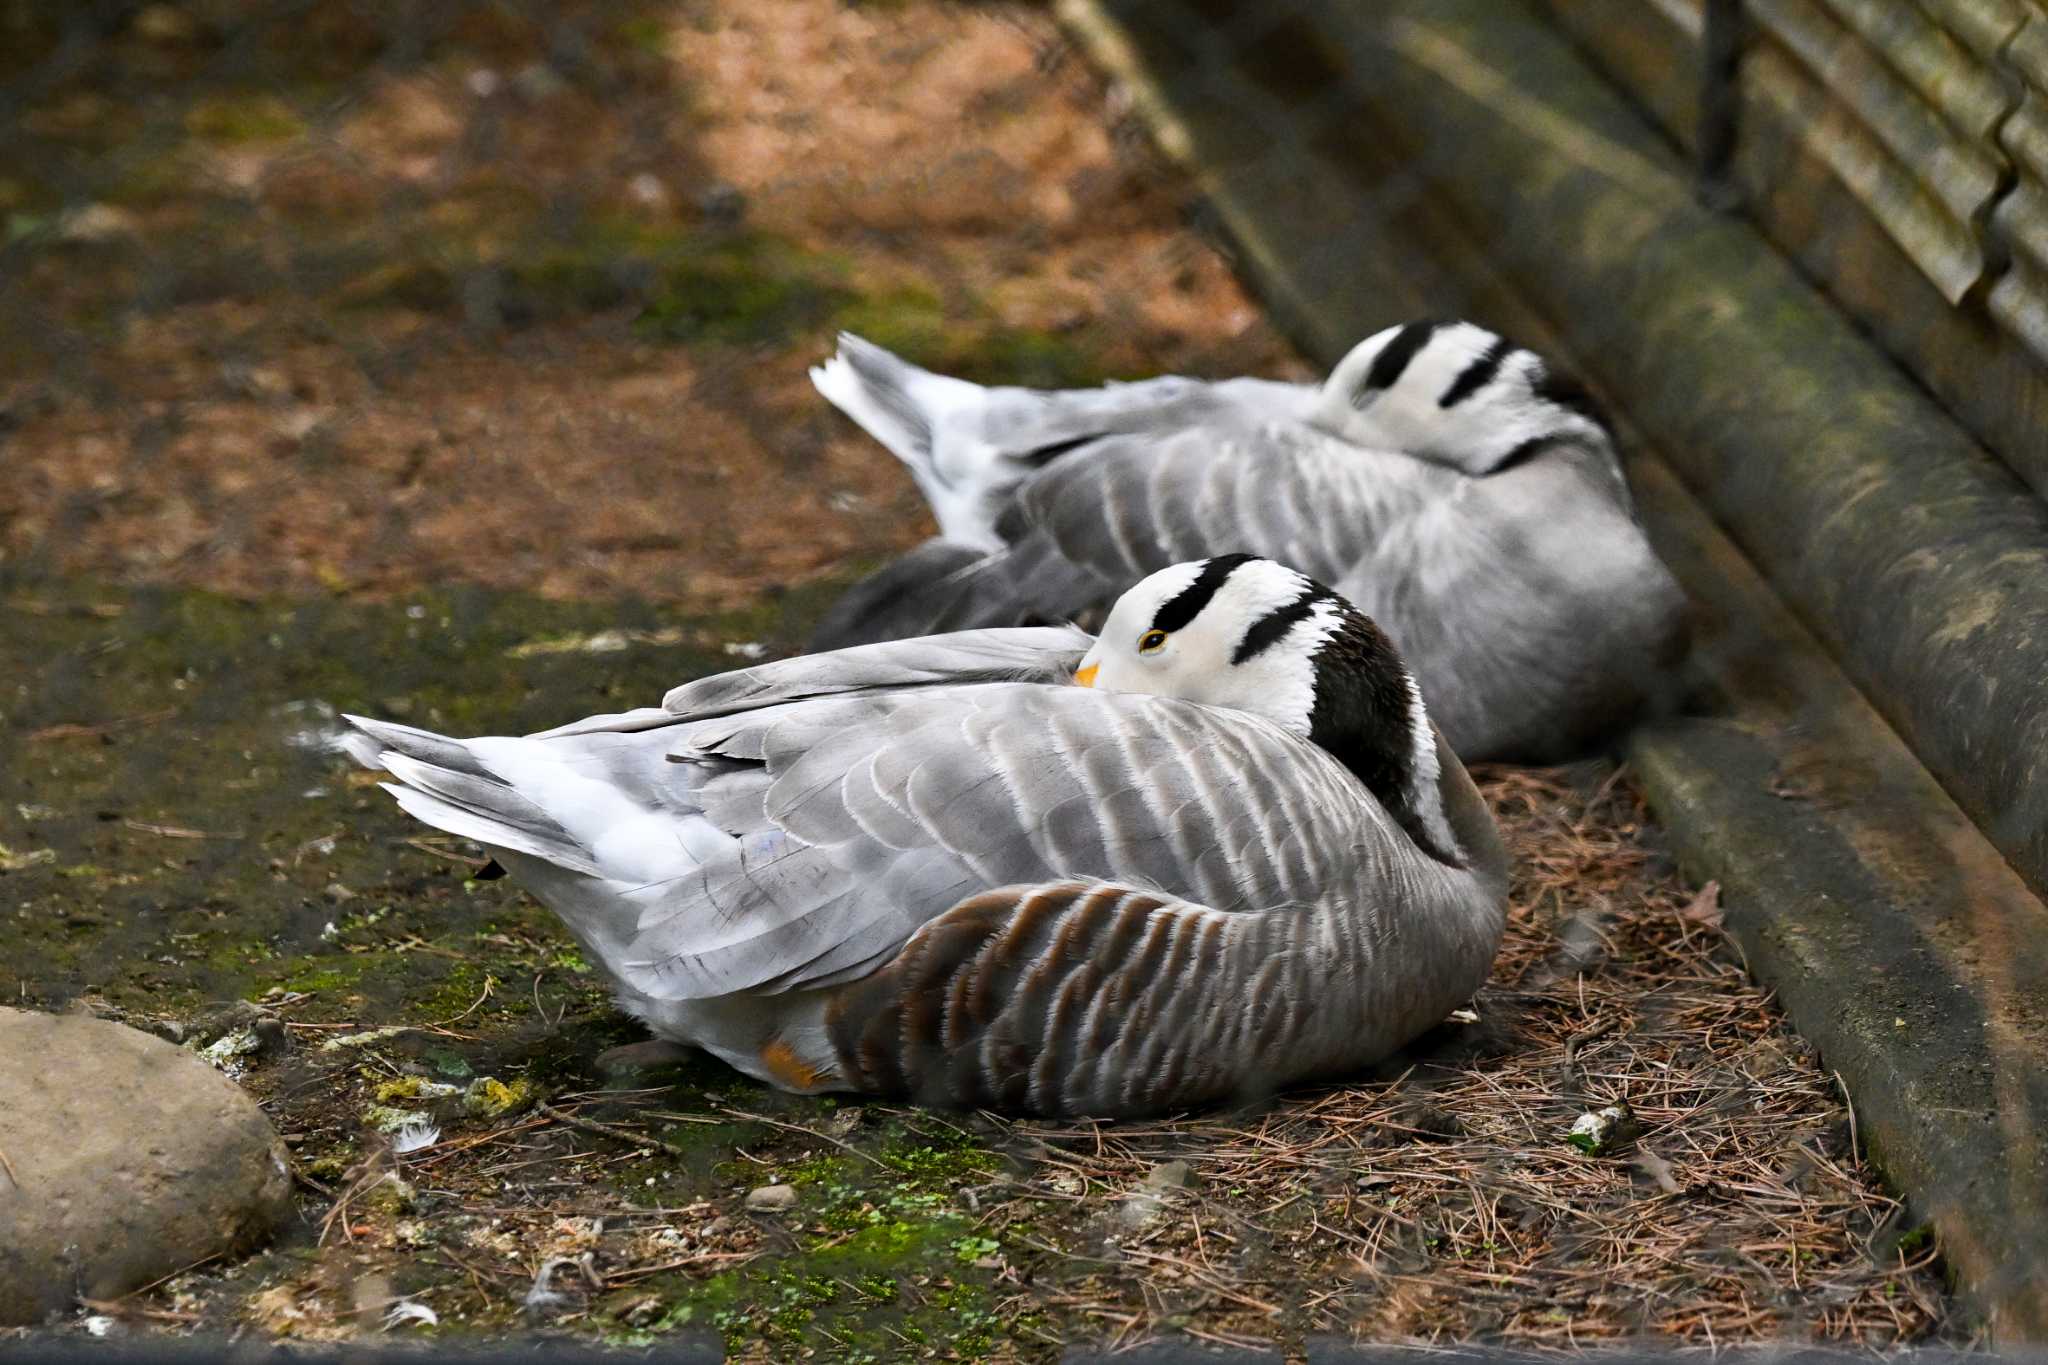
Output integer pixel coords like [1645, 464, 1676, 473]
[1679, 881, 1723, 929]
[1635, 1148, 1681, 1194]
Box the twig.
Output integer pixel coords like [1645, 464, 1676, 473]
[712, 1105, 892, 1168]
[123, 819, 238, 840]
[536, 1102, 696, 1161]
[26, 707, 176, 743]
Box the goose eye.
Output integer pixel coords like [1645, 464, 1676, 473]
[1137, 630, 1168, 655]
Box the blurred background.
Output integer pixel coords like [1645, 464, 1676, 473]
[1, 0, 2022, 1355]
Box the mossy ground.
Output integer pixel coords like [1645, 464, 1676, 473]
[0, 572, 1041, 1358]
[0, 595, 1958, 1353]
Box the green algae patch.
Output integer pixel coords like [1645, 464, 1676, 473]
[374, 1076, 462, 1105]
[834, 284, 1118, 389]
[321, 212, 1122, 389]
[462, 1075, 536, 1118]
[185, 94, 307, 144]
[333, 218, 854, 348]
[619, 1210, 1006, 1360]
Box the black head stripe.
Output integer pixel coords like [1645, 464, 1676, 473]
[1232, 583, 1334, 665]
[1493, 433, 1564, 473]
[1351, 319, 1441, 410]
[1437, 334, 1516, 409]
[1531, 363, 1612, 432]
[1150, 553, 1259, 634]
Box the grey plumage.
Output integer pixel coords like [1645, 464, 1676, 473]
[342, 565, 1510, 1117]
[810, 320, 1689, 762]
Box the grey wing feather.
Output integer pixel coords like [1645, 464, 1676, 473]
[656, 626, 1091, 718]
[807, 537, 1121, 649]
[615, 686, 1395, 1001]
[1017, 434, 1684, 760]
[1019, 427, 1446, 586]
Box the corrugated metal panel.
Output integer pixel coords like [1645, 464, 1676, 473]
[1535, 0, 1703, 150]
[2007, 11, 2048, 95]
[1750, 0, 2003, 303]
[1913, 0, 2030, 63]
[1993, 26, 2048, 368]
[1536, 0, 2048, 494]
[2004, 91, 2048, 183]
[1733, 26, 2048, 504]
[1994, 179, 2048, 272]
[1820, 0, 2011, 140]
[1988, 249, 2048, 361]
[1742, 35, 1988, 302]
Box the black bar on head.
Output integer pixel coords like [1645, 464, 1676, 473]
[1233, 583, 1333, 664]
[1351, 319, 1440, 408]
[1437, 334, 1515, 408]
[1150, 553, 1259, 633]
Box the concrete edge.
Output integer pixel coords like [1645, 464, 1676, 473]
[1057, 0, 2048, 1343]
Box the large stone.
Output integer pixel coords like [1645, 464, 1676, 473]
[0, 1007, 295, 1324]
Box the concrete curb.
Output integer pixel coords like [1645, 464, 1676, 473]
[1058, 0, 2048, 1342]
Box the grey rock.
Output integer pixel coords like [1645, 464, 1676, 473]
[0, 1007, 295, 1325]
[594, 1038, 694, 1075]
[744, 1183, 798, 1213]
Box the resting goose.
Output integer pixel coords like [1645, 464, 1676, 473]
[342, 556, 1509, 1118]
[810, 320, 1687, 762]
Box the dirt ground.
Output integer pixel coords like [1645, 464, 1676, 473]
[0, 0, 1298, 606]
[0, 0, 1960, 1357]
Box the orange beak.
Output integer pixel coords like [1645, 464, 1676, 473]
[1073, 663, 1099, 688]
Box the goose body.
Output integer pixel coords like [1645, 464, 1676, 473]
[343, 558, 1509, 1117]
[810, 320, 1688, 762]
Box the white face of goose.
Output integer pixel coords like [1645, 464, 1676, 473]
[1073, 555, 1344, 736]
[1075, 554, 1464, 864]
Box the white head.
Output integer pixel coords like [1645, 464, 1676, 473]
[1074, 555, 1340, 735]
[1074, 555, 1463, 863]
[1314, 319, 1614, 476]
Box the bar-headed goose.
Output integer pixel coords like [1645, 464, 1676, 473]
[343, 556, 1509, 1118]
[809, 320, 1687, 762]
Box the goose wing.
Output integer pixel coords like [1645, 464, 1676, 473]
[987, 434, 1676, 760]
[530, 626, 1092, 740]
[1008, 424, 1457, 588]
[615, 681, 1402, 1002]
[809, 428, 1462, 650]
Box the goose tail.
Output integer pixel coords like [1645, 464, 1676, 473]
[809, 332, 984, 478]
[338, 715, 603, 878]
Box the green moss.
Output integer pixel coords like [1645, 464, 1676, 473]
[626, 1208, 1006, 1359]
[185, 95, 307, 144]
[878, 1136, 1000, 1185]
[633, 234, 854, 346]
[373, 1076, 461, 1105]
[0, 574, 851, 1019]
[320, 213, 1118, 390]
[462, 1075, 537, 1118]
[616, 16, 672, 57]
[835, 287, 1111, 388]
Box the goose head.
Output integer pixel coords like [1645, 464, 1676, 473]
[1074, 554, 1465, 865]
[1314, 318, 1613, 476]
